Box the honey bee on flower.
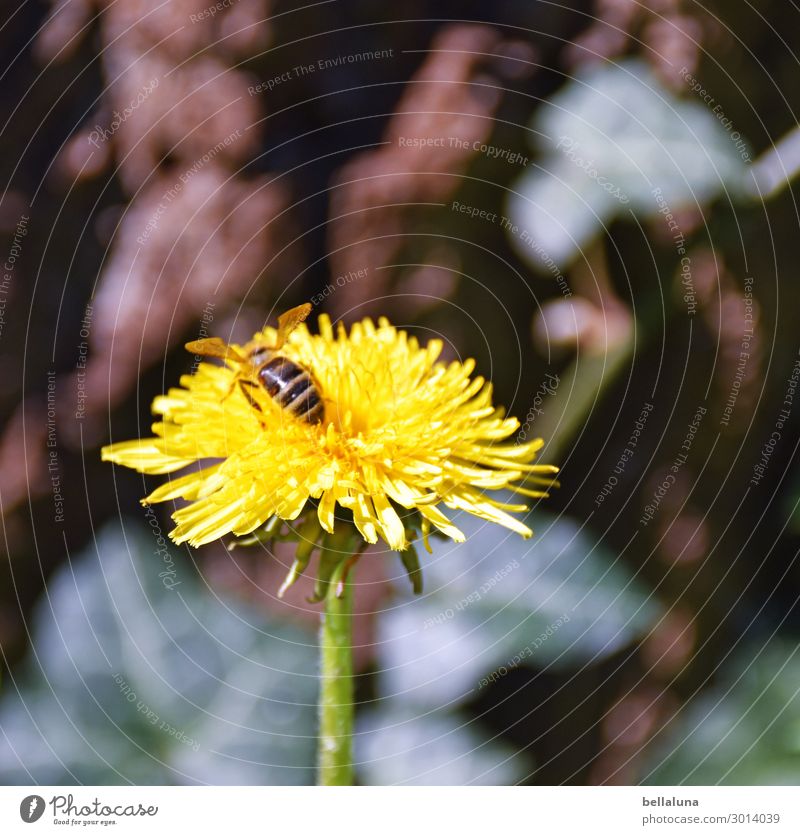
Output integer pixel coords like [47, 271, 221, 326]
[186, 303, 326, 425]
[102, 304, 558, 585]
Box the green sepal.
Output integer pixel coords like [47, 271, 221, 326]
[309, 546, 347, 604]
[335, 554, 362, 599]
[279, 550, 314, 598]
[226, 515, 282, 550]
[278, 515, 323, 597]
[399, 544, 423, 595]
[307, 523, 365, 603]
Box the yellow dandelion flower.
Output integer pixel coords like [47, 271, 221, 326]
[102, 307, 558, 562]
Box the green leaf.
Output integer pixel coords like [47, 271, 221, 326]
[308, 546, 347, 603]
[358, 707, 532, 785]
[376, 507, 660, 706]
[278, 514, 323, 597]
[0, 520, 319, 785]
[508, 59, 750, 269]
[226, 515, 281, 549]
[642, 640, 800, 785]
[399, 545, 423, 595]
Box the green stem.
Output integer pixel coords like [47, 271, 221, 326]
[318, 558, 354, 785]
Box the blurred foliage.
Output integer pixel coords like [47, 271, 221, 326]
[374, 509, 659, 706]
[3, 0, 800, 786]
[642, 640, 800, 785]
[508, 60, 749, 268]
[0, 523, 319, 784]
[358, 708, 531, 786]
[357, 509, 659, 783]
[0, 511, 659, 785]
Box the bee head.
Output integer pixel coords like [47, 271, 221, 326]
[248, 346, 274, 366]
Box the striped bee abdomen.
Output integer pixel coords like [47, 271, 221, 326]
[257, 356, 324, 424]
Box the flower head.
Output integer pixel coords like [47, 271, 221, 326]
[102, 310, 557, 589]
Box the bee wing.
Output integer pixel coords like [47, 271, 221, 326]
[185, 337, 247, 363]
[275, 302, 312, 348]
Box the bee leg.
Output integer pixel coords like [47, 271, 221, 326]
[221, 380, 237, 401]
[238, 379, 266, 427]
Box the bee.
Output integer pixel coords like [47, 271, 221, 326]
[186, 302, 325, 424]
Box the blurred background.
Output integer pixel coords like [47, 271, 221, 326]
[1, 0, 800, 785]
